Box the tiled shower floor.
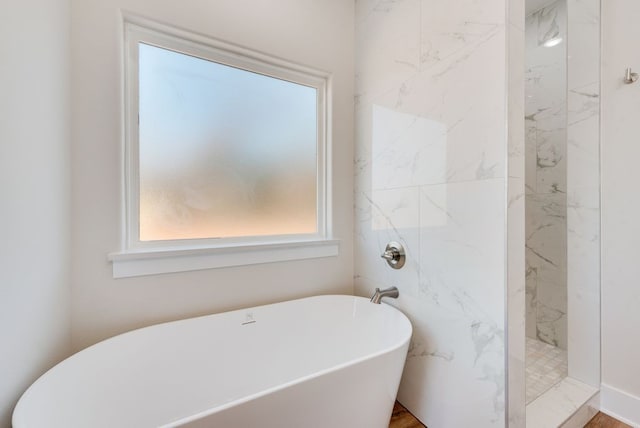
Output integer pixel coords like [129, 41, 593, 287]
[526, 337, 568, 404]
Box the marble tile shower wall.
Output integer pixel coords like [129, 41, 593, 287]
[566, 0, 600, 386]
[524, 0, 568, 349]
[507, 0, 526, 423]
[354, 0, 514, 426]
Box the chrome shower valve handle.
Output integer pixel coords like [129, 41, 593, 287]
[381, 242, 405, 269]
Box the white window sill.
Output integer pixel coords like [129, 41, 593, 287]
[108, 239, 340, 278]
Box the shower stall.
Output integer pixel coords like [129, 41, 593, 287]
[523, 0, 602, 422]
[354, 0, 601, 425]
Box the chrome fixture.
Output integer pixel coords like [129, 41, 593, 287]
[624, 68, 638, 84]
[381, 241, 405, 269]
[370, 286, 400, 304]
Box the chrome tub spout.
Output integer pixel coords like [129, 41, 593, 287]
[370, 286, 399, 304]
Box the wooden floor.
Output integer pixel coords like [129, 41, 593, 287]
[389, 401, 426, 428]
[388, 403, 631, 428]
[585, 412, 632, 428]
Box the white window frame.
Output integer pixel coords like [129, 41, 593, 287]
[109, 14, 338, 278]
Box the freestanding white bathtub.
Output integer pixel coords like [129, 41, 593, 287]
[13, 295, 412, 427]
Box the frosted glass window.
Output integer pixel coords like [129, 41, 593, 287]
[137, 43, 319, 242]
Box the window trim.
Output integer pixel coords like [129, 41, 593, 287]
[109, 239, 340, 278]
[110, 13, 337, 278]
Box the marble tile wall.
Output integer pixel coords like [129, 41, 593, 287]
[507, 0, 526, 424]
[524, 0, 568, 349]
[354, 0, 522, 426]
[566, 0, 600, 387]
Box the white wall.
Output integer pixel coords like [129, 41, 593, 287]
[0, 0, 72, 426]
[70, 0, 355, 350]
[601, 0, 640, 424]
